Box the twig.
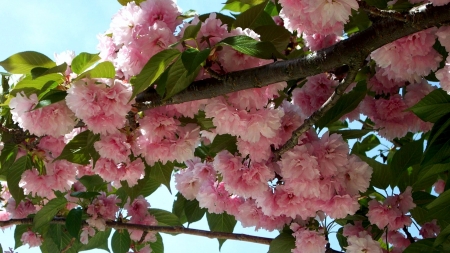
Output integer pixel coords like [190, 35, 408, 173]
[359, 1, 409, 22]
[402, 226, 416, 244]
[273, 63, 363, 160]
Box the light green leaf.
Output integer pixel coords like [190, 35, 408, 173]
[149, 233, 164, 253]
[206, 212, 237, 249]
[218, 35, 285, 60]
[233, 0, 275, 29]
[268, 231, 295, 253]
[0, 51, 56, 74]
[111, 230, 131, 253]
[55, 130, 100, 165]
[0, 144, 18, 177]
[33, 197, 67, 232]
[31, 63, 67, 79]
[149, 162, 174, 193]
[180, 23, 202, 42]
[8, 155, 32, 204]
[117, 0, 145, 5]
[66, 208, 83, 239]
[75, 61, 115, 80]
[10, 73, 62, 97]
[71, 53, 101, 74]
[130, 49, 180, 100]
[149, 208, 182, 227]
[410, 89, 450, 123]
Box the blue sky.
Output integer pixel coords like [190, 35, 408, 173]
[0, 1, 279, 253]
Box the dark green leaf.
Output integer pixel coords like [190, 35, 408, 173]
[413, 191, 437, 207]
[351, 134, 380, 155]
[33, 197, 67, 232]
[363, 0, 388, 9]
[33, 90, 67, 109]
[332, 129, 371, 139]
[194, 111, 214, 130]
[435, 224, 450, 247]
[410, 206, 429, 225]
[8, 155, 32, 204]
[0, 143, 18, 176]
[428, 189, 450, 209]
[0, 51, 55, 74]
[139, 176, 161, 197]
[79, 228, 111, 252]
[268, 231, 295, 253]
[31, 63, 67, 79]
[403, 238, 438, 253]
[173, 193, 188, 224]
[111, 230, 131, 253]
[390, 0, 414, 12]
[344, 9, 372, 35]
[55, 130, 100, 165]
[71, 53, 100, 74]
[14, 225, 28, 249]
[357, 154, 392, 189]
[70, 191, 101, 199]
[209, 134, 238, 154]
[149, 162, 174, 193]
[184, 198, 206, 224]
[206, 212, 237, 249]
[316, 81, 367, 129]
[78, 175, 108, 192]
[163, 57, 201, 100]
[234, 1, 275, 29]
[410, 89, 450, 123]
[149, 233, 164, 253]
[421, 114, 450, 167]
[390, 140, 423, 182]
[253, 25, 291, 53]
[418, 163, 450, 182]
[75, 61, 115, 80]
[149, 208, 182, 227]
[66, 208, 83, 239]
[130, 49, 180, 100]
[181, 48, 211, 74]
[218, 35, 285, 60]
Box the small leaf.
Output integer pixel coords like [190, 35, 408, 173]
[79, 228, 111, 252]
[149, 208, 182, 226]
[427, 189, 450, 210]
[14, 225, 28, 249]
[33, 90, 67, 109]
[234, 0, 275, 29]
[357, 154, 392, 189]
[390, 140, 423, 183]
[111, 230, 131, 253]
[130, 49, 180, 100]
[78, 175, 108, 192]
[71, 53, 101, 74]
[172, 193, 188, 224]
[7, 155, 32, 204]
[70, 191, 101, 199]
[184, 198, 206, 224]
[209, 134, 238, 154]
[33, 197, 67, 232]
[253, 25, 292, 53]
[75, 61, 115, 80]
[180, 22, 202, 42]
[351, 134, 380, 155]
[31, 63, 67, 79]
[410, 89, 450, 123]
[206, 212, 237, 249]
[66, 208, 83, 239]
[268, 231, 295, 253]
[0, 51, 56, 74]
[149, 233, 164, 253]
[117, 0, 145, 5]
[403, 238, 438, 253]
[10, 73, 62, 97]
[0, 143, 18, 176]
[163, 57, 201, 100]
[421, 114, 450, 167]
[181, 48, 211, 74]
[218, 35, 285, 60]
[149, 162, 174, 193]
[55, 130, 100, 165]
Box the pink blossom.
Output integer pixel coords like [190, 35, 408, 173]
[21, 231, 42, 248]
[386, 231, 411, 250]
[37, 136, 66, 158]
[437, 26, 450, 51]
[280, 144, 319, 181]
[312, 133, 349, 177]
[5, 198, 36, 219]
[433, 179, 446, 194]
[139, 0, 181, 31]
[291, 226, 327, 253]
[80, 226, 96, 244]
[346, 234, 382, 253]
[197, 181, 230, 214]
[304, 33, 340, 51]
[125, 196, 150, 218]
[343, 221, 366, 237]
[87, 192, 120, 225]
[121, 159, 145, 187]
[338, 154, 373, 196]
[9, 92, 76, 137]
[129, 214, 158, 242]
[436, 59, 450, 93]
[324, 194, 360, 219]
[235, 199, 290, 231]
[94, 132, 131, 163]
[420, 219, 440, 238]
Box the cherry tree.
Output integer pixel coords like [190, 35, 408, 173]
[1, 0, 450, 252]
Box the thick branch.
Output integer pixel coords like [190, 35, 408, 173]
[134, 3, 450, 109]
[0, 218, 272, 245]
[273, 64, 362, 159]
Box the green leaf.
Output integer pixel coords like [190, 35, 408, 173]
[357, 154, 392, 189]
[253, 25, 291, 54]
[79, 228, 111, 252]
[78, 175, 108, 192]
[163, 57, 201, 100]
[149, 208, 182, 227]
[218, 35, 285, 60]
[75, 61, 115, 80]
[181, 48, 211, 75]
[31, 63, 67, 79]
[206, 212, 237, 249]
[351, 134, 380, 155]
[149, 233, 164, 253]
[149, 162, 174, 193]
[66, 208, 83, 239]
[209, 134, 238, 154]
[332, 129, 371, 140]
[33, 197, 67, 232]
[111, 230, 131, 253]
[8, 155, 32, 204]
[10, 73, 62, 97]
[0, 51, 56, 74]
[403, 238, 438, 253]
[71, 52, 101, 74]
[222, 1, 252, 12]
[198, 13, 235, 29]
[117, 0, 145, 5]
[14, 225, 28, 249]
[70, 191, 101, 199]
[184, 198, 206, 224]
[413, 191, 437, 207]
[139, 176, 161, 197]
[173, 193, 188, 224]
[410, 206, 429, 225]
[55, 130, 100, 165]
[316, 81, 367, 129]
[428, 189, 450, 209]
[0, 143, 18, 176]
[390, 140, 423, 182]
[410, 89, 450, 123]
[344, 9, 372, 35]
[417, 163, 450, 182]
[180, 23, 202, 42]
[435, 224, 450, 246]
[194, 111, 215, 130]
[130, 49, 180, 100]
[33, 90, 67, 110]
[421, 114, 450, 167]
[233, 1, 275, 29]
[268, 231, 295, 253]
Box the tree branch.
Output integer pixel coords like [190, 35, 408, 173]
[359, 1, 409, 22]
[273, 64, 362, 160]
[0, 218, 272, 245]
[134, 3, 450, 109]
